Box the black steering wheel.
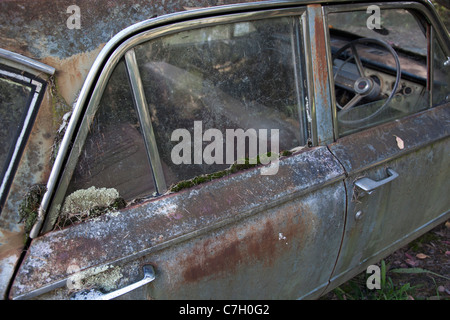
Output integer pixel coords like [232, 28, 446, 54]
[333, 38, 401, 125]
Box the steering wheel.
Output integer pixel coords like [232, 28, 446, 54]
[332, 38, 401, 125]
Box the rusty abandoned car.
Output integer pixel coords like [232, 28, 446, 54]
[0, 0, 448, 300]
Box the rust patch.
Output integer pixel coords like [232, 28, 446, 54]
[0, 229, 25, 261]
[41, 45, 105, 107]
[312, 4, 329, 101]
[181, 201, 309, 283]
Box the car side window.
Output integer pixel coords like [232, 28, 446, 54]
[59, 61, 156, 227]
[0, 71, 32, 176]
[134, 17, 307, 188]
[328, 8, 434, 136]
[56, 16, 308, 228]
[0, 64, 45, 212]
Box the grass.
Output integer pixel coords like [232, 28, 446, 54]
[325, 257, 449, 300]
[323, 221, 450, 300]
[329, 260, 419, 300]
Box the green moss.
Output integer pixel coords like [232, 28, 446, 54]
[19, 184, 47, 234]
[169, 151, 290, 193]
[49, 77, 70, 123]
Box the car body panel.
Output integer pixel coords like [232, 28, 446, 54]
[11, 147, 346, 299]
[328, 103, 450, 289]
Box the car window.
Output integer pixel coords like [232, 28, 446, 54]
[56, 16, 308, 228]
[134, 17, 307, 188]
[0, 65, 45, 212]
[328, 8, 432, 136]
[0, 75, 32, 172]
[59, 61, 156, 227]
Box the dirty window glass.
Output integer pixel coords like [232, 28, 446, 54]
[0, 73, 32, 184]
[134, 17, 307, 187]
[61, 61, 156, 227]
[328, 9, 430, 136]
[432, 37, 450, 106]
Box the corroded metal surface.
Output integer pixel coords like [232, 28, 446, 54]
[10, 147, 346, 299]
[306, 4, 334, 146]
[328, 103, 450, 289]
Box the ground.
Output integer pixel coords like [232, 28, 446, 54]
[322, 220, 450, 300]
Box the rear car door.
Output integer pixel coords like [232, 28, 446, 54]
[0, 49, 54, 298]
[9, 5, 347, 299]
[324, 2, 450, 288]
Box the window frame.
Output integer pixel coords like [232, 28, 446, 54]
[323, 1, 450, 139]
[0, 49, 54, 215]
[39, 6, 311, 234]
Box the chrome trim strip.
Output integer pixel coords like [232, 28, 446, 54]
[301, 12, 316, 145]
[429, 26, 434, 106]
[0, 48, 55, 76]
[290, 15, 309, 145]
[125, 49, 167, 194]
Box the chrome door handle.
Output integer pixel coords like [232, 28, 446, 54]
[71, 265, 156, 300]
[354, 168, 399, 193]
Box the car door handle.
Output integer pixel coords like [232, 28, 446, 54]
[354, 168, 399, 193]
[71, 265, 156, 300]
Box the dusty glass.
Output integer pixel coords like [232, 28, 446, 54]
[66, 60, 156, 203]
[134, 17, 307, 186]
[328, 9, 430, 136]
[0, 74, 32, 181]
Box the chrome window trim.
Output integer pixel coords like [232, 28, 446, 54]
[0, 48, 55, 76]
[125, 49, 167, 194]
[36, 5, 309, 235]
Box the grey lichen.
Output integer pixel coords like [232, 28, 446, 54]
[56, 186, 126, 228]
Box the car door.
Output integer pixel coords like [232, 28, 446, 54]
[324, 2, 450, 288]
[9, 5, 347, 300]
[0, 49, 55, 299]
